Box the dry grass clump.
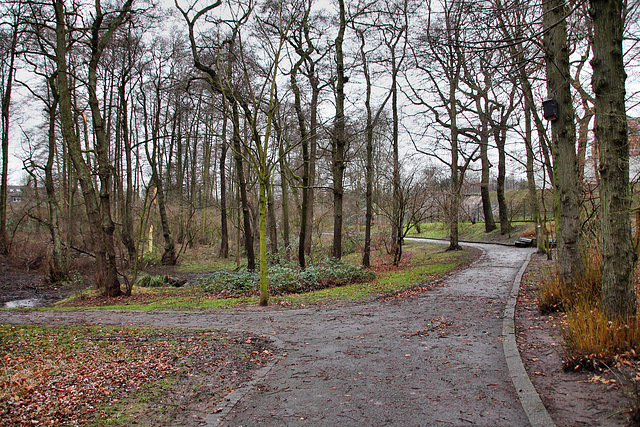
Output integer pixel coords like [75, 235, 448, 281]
[563, 301, 640, 367]
[538, 249, 602, 314]
[537, 248, 640, 364]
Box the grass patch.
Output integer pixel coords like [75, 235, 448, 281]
[563, 302, 640, 369]
[176, 256, 239, 274]
[407, 221, 533, 242]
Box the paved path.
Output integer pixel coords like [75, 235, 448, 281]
[0, 241, 539, 426]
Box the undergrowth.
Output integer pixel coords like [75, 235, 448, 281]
[197, 258, 376, 296]
[537, 248, 640, 365]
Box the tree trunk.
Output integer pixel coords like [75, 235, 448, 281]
[258, 178, 268, 306]
[332, 0, 347, 259]
[45, 78, 67, 283]
[55, 0, 124, 297]
[494, 126, 510, 235]
[360, 30, 374, 268]
[291, 58, 310, 268]
[479, 106, 496, 233]
[276, 123, 290, 259]
[117, 80, 136, 263]
[0, 16, 18, 255]
[219, 114, 229, 258]
[524, 104, 544, 254]
[231, 102, 255, 270]
[142, 87, 177, 266]
[391, 43, 402, 267]
[304, 66, 320, 256]
[0, 18, 18, 255]
[590, 0, 637, 319]
[448, 78, 461, 251]
[267, 186, 278, 259]
[543, 0, 584, 283]
[155, 174, 177, 265]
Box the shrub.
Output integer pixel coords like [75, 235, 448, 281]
[197, 268, 259, 294]
[136, 274, 169, 288]
[198, 258, 375, 296]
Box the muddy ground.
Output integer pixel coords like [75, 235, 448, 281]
[0, 246, 636, 426]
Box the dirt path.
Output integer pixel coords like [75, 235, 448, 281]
[0, 242, 537, 426]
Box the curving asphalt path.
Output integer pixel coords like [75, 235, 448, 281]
[0, 241, 551, 426]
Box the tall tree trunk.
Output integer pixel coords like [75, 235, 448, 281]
[258, 177, 268, 306]
[219, 114, 229, 258]
[142, 87, 177, 266]
[494, 125, 510, 235]
[304, 65, 320, 256]
[524, 104, 544, 254]
[291, 58, 310, 268]
[543, 0, 584, 283]
[0, 16, 17, 255]
[155, 172, 177, 265]
[479, 112, 496, 232]
[360, 31, 374, 268]
[267, 186, 278, 258]
[357, 28, 393, 267]
[590, 0, 637, 319]
[117, 79, 136, 263]
[55, 0, 126, 297]
[45, 77, 67, 282]
[332, 0, 347, 259]
[391, 41, 403, 267]
[202, 118, 213, 240]
[231, 102, 255, 270]
[276, 123, 290, 259]
[448, 76, 461, 251]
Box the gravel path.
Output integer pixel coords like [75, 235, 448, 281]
[0, 241, 539, 426]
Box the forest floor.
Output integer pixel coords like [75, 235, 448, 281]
[0, 239, 637, 425]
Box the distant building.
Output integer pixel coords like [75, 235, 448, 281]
[7, 186, 23, 204]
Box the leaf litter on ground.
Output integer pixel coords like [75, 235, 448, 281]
[0, 325, 275, 426]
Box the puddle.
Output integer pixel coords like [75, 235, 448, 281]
[4, 298, 44, 308]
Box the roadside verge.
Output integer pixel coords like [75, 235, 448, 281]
[502, 251, 555, 427]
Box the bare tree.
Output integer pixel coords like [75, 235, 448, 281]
[406, 0, 479, 251]
[0, 4, 22, 254]
[54, 0, 133, 297]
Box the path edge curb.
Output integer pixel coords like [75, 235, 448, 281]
[502, 251, 555, 427]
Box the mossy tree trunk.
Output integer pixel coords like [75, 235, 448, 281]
[543, 0, 584, 283]
[590, 0, 637, 319]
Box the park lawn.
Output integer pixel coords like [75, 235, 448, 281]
[407, 221, 534, 243]
[54, 241, 479, 310]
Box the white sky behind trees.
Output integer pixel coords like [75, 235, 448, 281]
[4, 0, 640, 187]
